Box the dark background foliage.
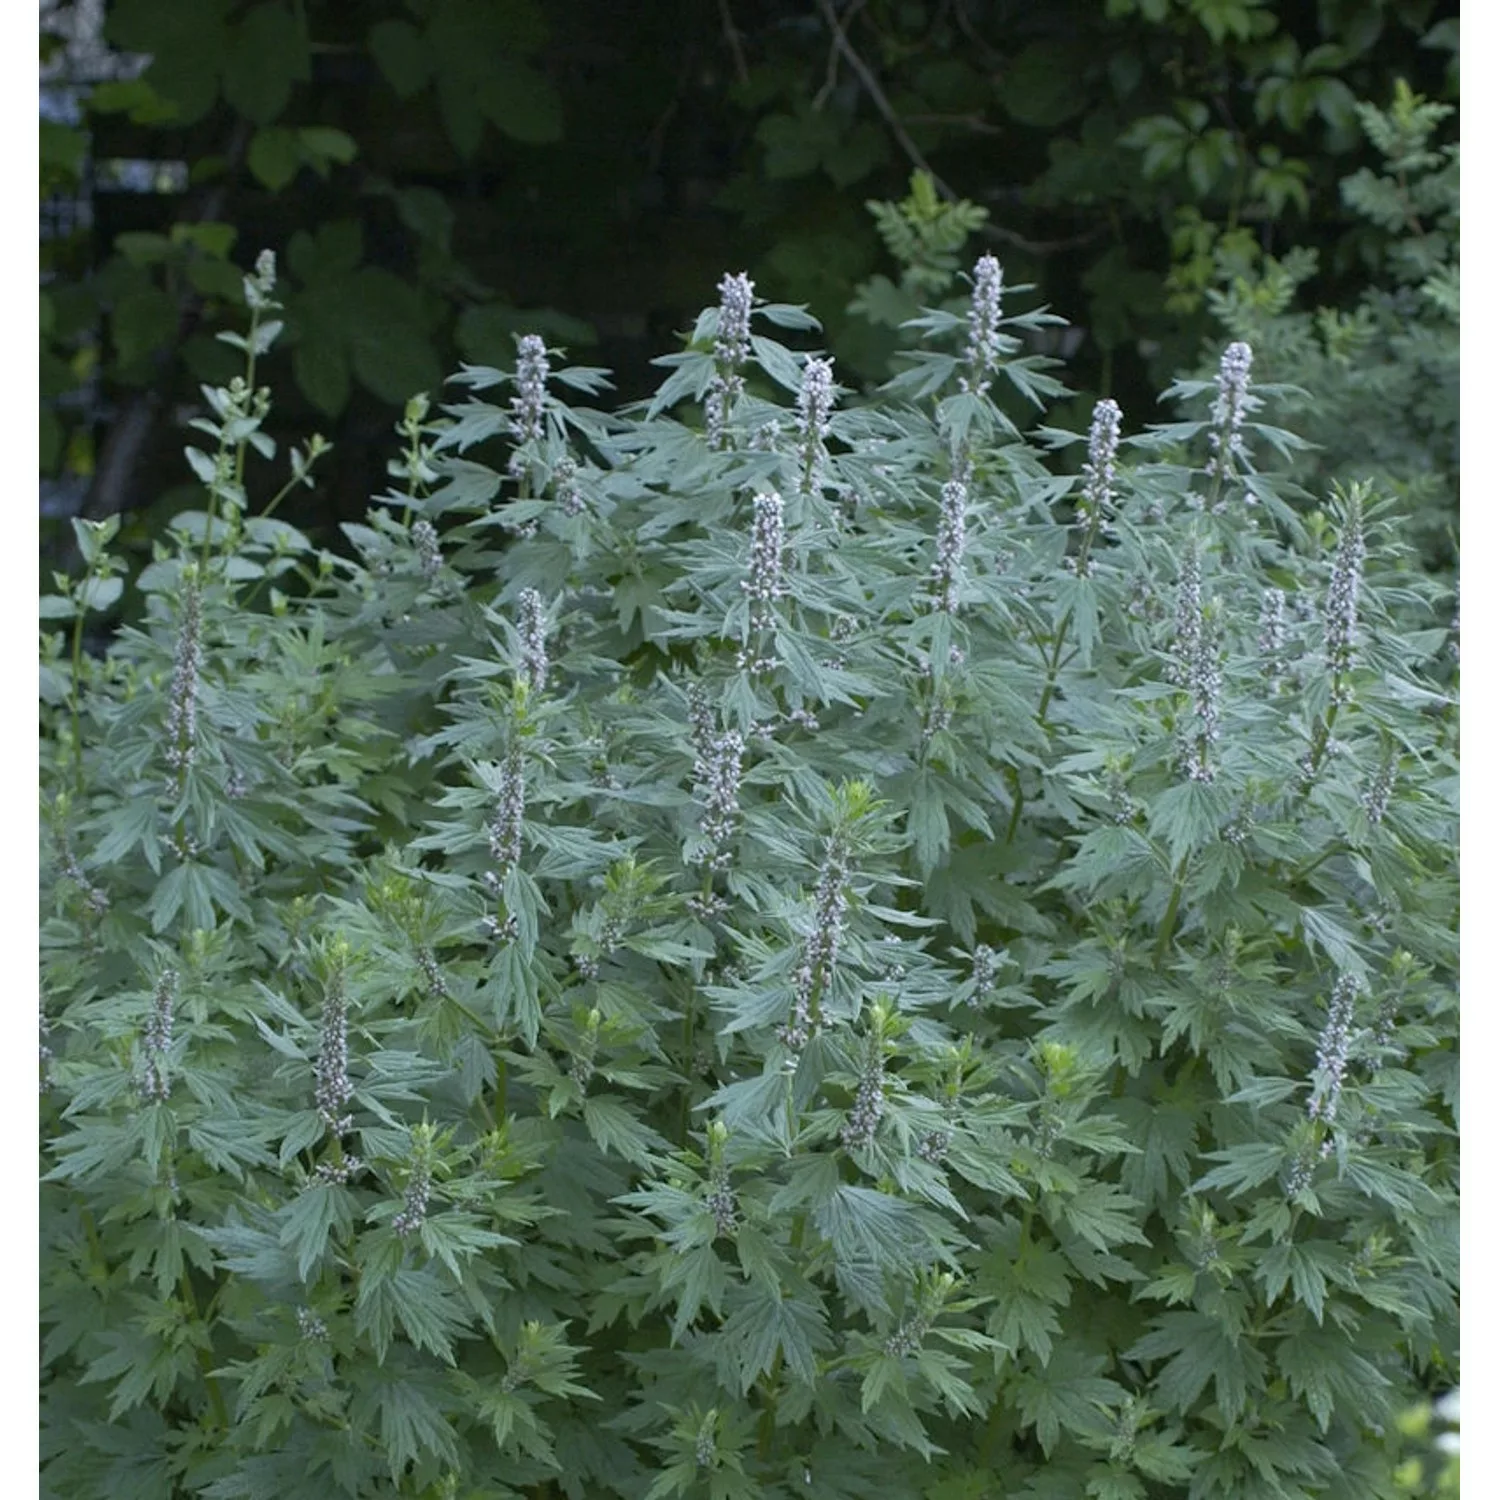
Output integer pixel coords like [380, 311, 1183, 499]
[41, 0, 1456, 561]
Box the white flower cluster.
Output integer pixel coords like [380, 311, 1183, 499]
[164, 572, 203, 797]
[1308, 973, 1360, 1131]
[1324, 496, 1366, 693]
[1207, 340, 1258, 492]
[140, 968, 177, 1103]
[796, 356, 836, 492]
[1170, 546, 1220, 782]
[1080, 398, 1123, 522]
[509, 334, 550, 446]
[693, 727, 745, 869]
[488, 746, 526, 874]
[705, 272, 754, 449]
[780, 833, 852, 1050]
[961, 254, 1004, 395]
[314, 971, 354, 1136]
[742, 490, 787, 631]
[932, 474, 969, 614]
[517, 588, 549, 692]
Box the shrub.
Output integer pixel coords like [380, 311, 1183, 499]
[41, 250, 1457, 1500]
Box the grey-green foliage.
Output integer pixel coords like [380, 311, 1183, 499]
[41, 247, 1457, 1500]
[1200, 80, 1458, 568]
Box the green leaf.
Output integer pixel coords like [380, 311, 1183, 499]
[722, 1283, 831, 1391]
[277, 1183, 351, 1281]
[368, 19, 433, 99]
[298, 127, 359, 175]
[294, 336, 352, 417]
[582, 1096, 668, 1167]
[1000, 42, 1088, 128]
[246, 127, 302, 192]
[222, 3, 309, 124]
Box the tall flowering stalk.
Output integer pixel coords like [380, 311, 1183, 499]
[509, 335, 550, 446]
[702, 1120, 738, 1237]
[164, 569, 204, 799]
[960, 254, 1004, 395]
[1308, 974, 1360, 1136]
[931, 473, 969, 614]
[140, 969, 177, 1103]
[1324, 488, 1366, 696]
[742, 490, 787, 637]
[795, 356, 836, 495]
[392, 1124, 437, 1239]
[1363, 746, 1398, 827]
[840, 1032, 887, 1150]
[1078, 398, 1123, 528]
[1169, 544, 1220, 783]
[705, 272, 754, 449]
[1206, 340, 1257, 499]
[693, 727, 745, 870]
[488, 746, 526, 876]
[314, 964, 354, 1138]
[780, 830, 852, 1050]
[517, 588, 550, 693]
[1257, 587, 1287, 689]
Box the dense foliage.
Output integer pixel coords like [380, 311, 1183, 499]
[41, 0, 1457, 541]
[851, 79, 1458, 572]
[41, 250, 1457, 1497]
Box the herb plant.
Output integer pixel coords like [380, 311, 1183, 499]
[41, 247, 1458, 1499]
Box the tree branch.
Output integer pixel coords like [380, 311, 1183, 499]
[715, 0, 749, 87]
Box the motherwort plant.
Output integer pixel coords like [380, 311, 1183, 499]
[40, 250, 1456, 1500]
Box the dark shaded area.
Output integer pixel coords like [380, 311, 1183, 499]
[42, 0, 1457, 560]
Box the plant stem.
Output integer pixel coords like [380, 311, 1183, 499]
[1153, 862, 1188, 966]
[1007, 500, 1105, 842]
[69, 604, 87, 796]
[178, 1268, 230, 1430]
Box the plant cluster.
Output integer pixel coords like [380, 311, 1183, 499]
[41, 247, 1457, 1499]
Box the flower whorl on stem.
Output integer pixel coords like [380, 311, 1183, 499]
[931, 472, 970, 615]
[779, 831, 852, 1050]
[960, 254, 1004, 395]
[1363, 747, 1397, 828]
[488, 746, 526, 875]
[1170, 544, 1221, 783]
[1080, 398, 1123, 524]
[693, 727, 745, 869]
[1207, 340, 1257, 494]
[1309, 973, 1360, 1132]
[140, 968, 178, 1103]
[742, 490, 787, 632]
[705, 271, 755, 449]
[796, 356, 836, 493]
[509, 335, 550, 446]
[314, 965, 354, 1136]
[1324, 489, 1366, 695]
[517, 588, 549, 693]
[164, 570, 204, 797]
[393, 1131, 435, 1239]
